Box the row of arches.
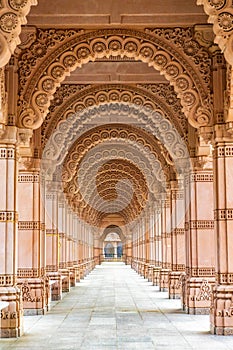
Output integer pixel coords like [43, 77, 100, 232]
[0, 0, 233, 339]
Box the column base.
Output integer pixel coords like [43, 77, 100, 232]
[126, 256, 132, 265]
[160, 268, 170, 291]
[148, 265, 154, 282]
[47, 272, 62, 301]
[0, 286, 23, 338]
[59, 269, 71, 292]
[210, 285, 233, 335]
[169, 271, 185, 299]
[152, 266, 161, 286]
[68, 267, 76, 287]
[144, 263, 149, 279]
[73, 265, 81, 283]
[17, 277, 48, 315]
[183, 276, 215, 315]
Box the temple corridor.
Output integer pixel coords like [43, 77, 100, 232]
[1, 262, 233, 350]
[2, 0, 233, 340]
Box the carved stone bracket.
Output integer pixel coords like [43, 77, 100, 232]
[197, 0, 233, 65]
[0, 0, 38, 68]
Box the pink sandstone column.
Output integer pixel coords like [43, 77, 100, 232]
[210, 134, 233, 334]
[58, 198, 67, 270]
[17, 167, 48, 314]
[161, 193, 172, 272]
[169, 181, 185, 299]
[125, 232, 132, 265]
[0, 130, 23, 337]
[154, 206, 164, 291]
[45, 186, 63, 300]
[184, 167, 215, 314]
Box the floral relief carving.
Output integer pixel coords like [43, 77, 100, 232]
[197, 0, 233, 65]
[21, 281, 42, 302]
[145, 27, 212, 88]
[196, 279, 212, 301]
[17, 28, 213, 130]
[0, 0, 37, 68]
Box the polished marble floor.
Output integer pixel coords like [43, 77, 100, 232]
[1, 262, 233, 349]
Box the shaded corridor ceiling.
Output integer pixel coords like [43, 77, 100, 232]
[17, 1, 214, 227]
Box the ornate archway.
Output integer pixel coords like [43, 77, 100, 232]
[16, 28, 212, 129]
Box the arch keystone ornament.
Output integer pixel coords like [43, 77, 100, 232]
[17, 29, 213, 130]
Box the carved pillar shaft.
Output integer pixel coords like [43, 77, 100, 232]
[17, 168, 48, 314]
[73, 215, 79, 265]
[148, 210, 155, 265]
[169, 182, 185, 299]
[184, 168, 215, 314]
[155, 208, 162, 267]
[94, 232, 101, 265]
[0, 130, 23, 337]
[160, 191, 171, 290]
[211, 139, 233, 334]
[45, 190, 59, 272]
[161, 194, 172, 270]
[58, 200, 67, 269]
[125, 233, 132, 265]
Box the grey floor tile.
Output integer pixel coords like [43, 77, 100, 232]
[1, 263, 233, 350]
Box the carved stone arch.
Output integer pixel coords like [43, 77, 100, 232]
[101, 226, 126, 243]
[42, 83, 188, 148]
[64, 140, 167, 193]
[65, 155, 150, 225]
[42, 103, 189, 179]
[0, 0, 37, 67]
[59, 123, 180, 225]
[18, 28, 212, 129]
[197, 0, 233, 65]
[62, 124, 170, 184]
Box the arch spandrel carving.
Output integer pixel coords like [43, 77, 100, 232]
[17, 28, 213, 130]
[0, 0, 37, 68]
[41, 83, 188, 147]
[197, 0, 233, 65]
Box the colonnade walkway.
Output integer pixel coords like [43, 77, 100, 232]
[2, 263, 233, 350]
